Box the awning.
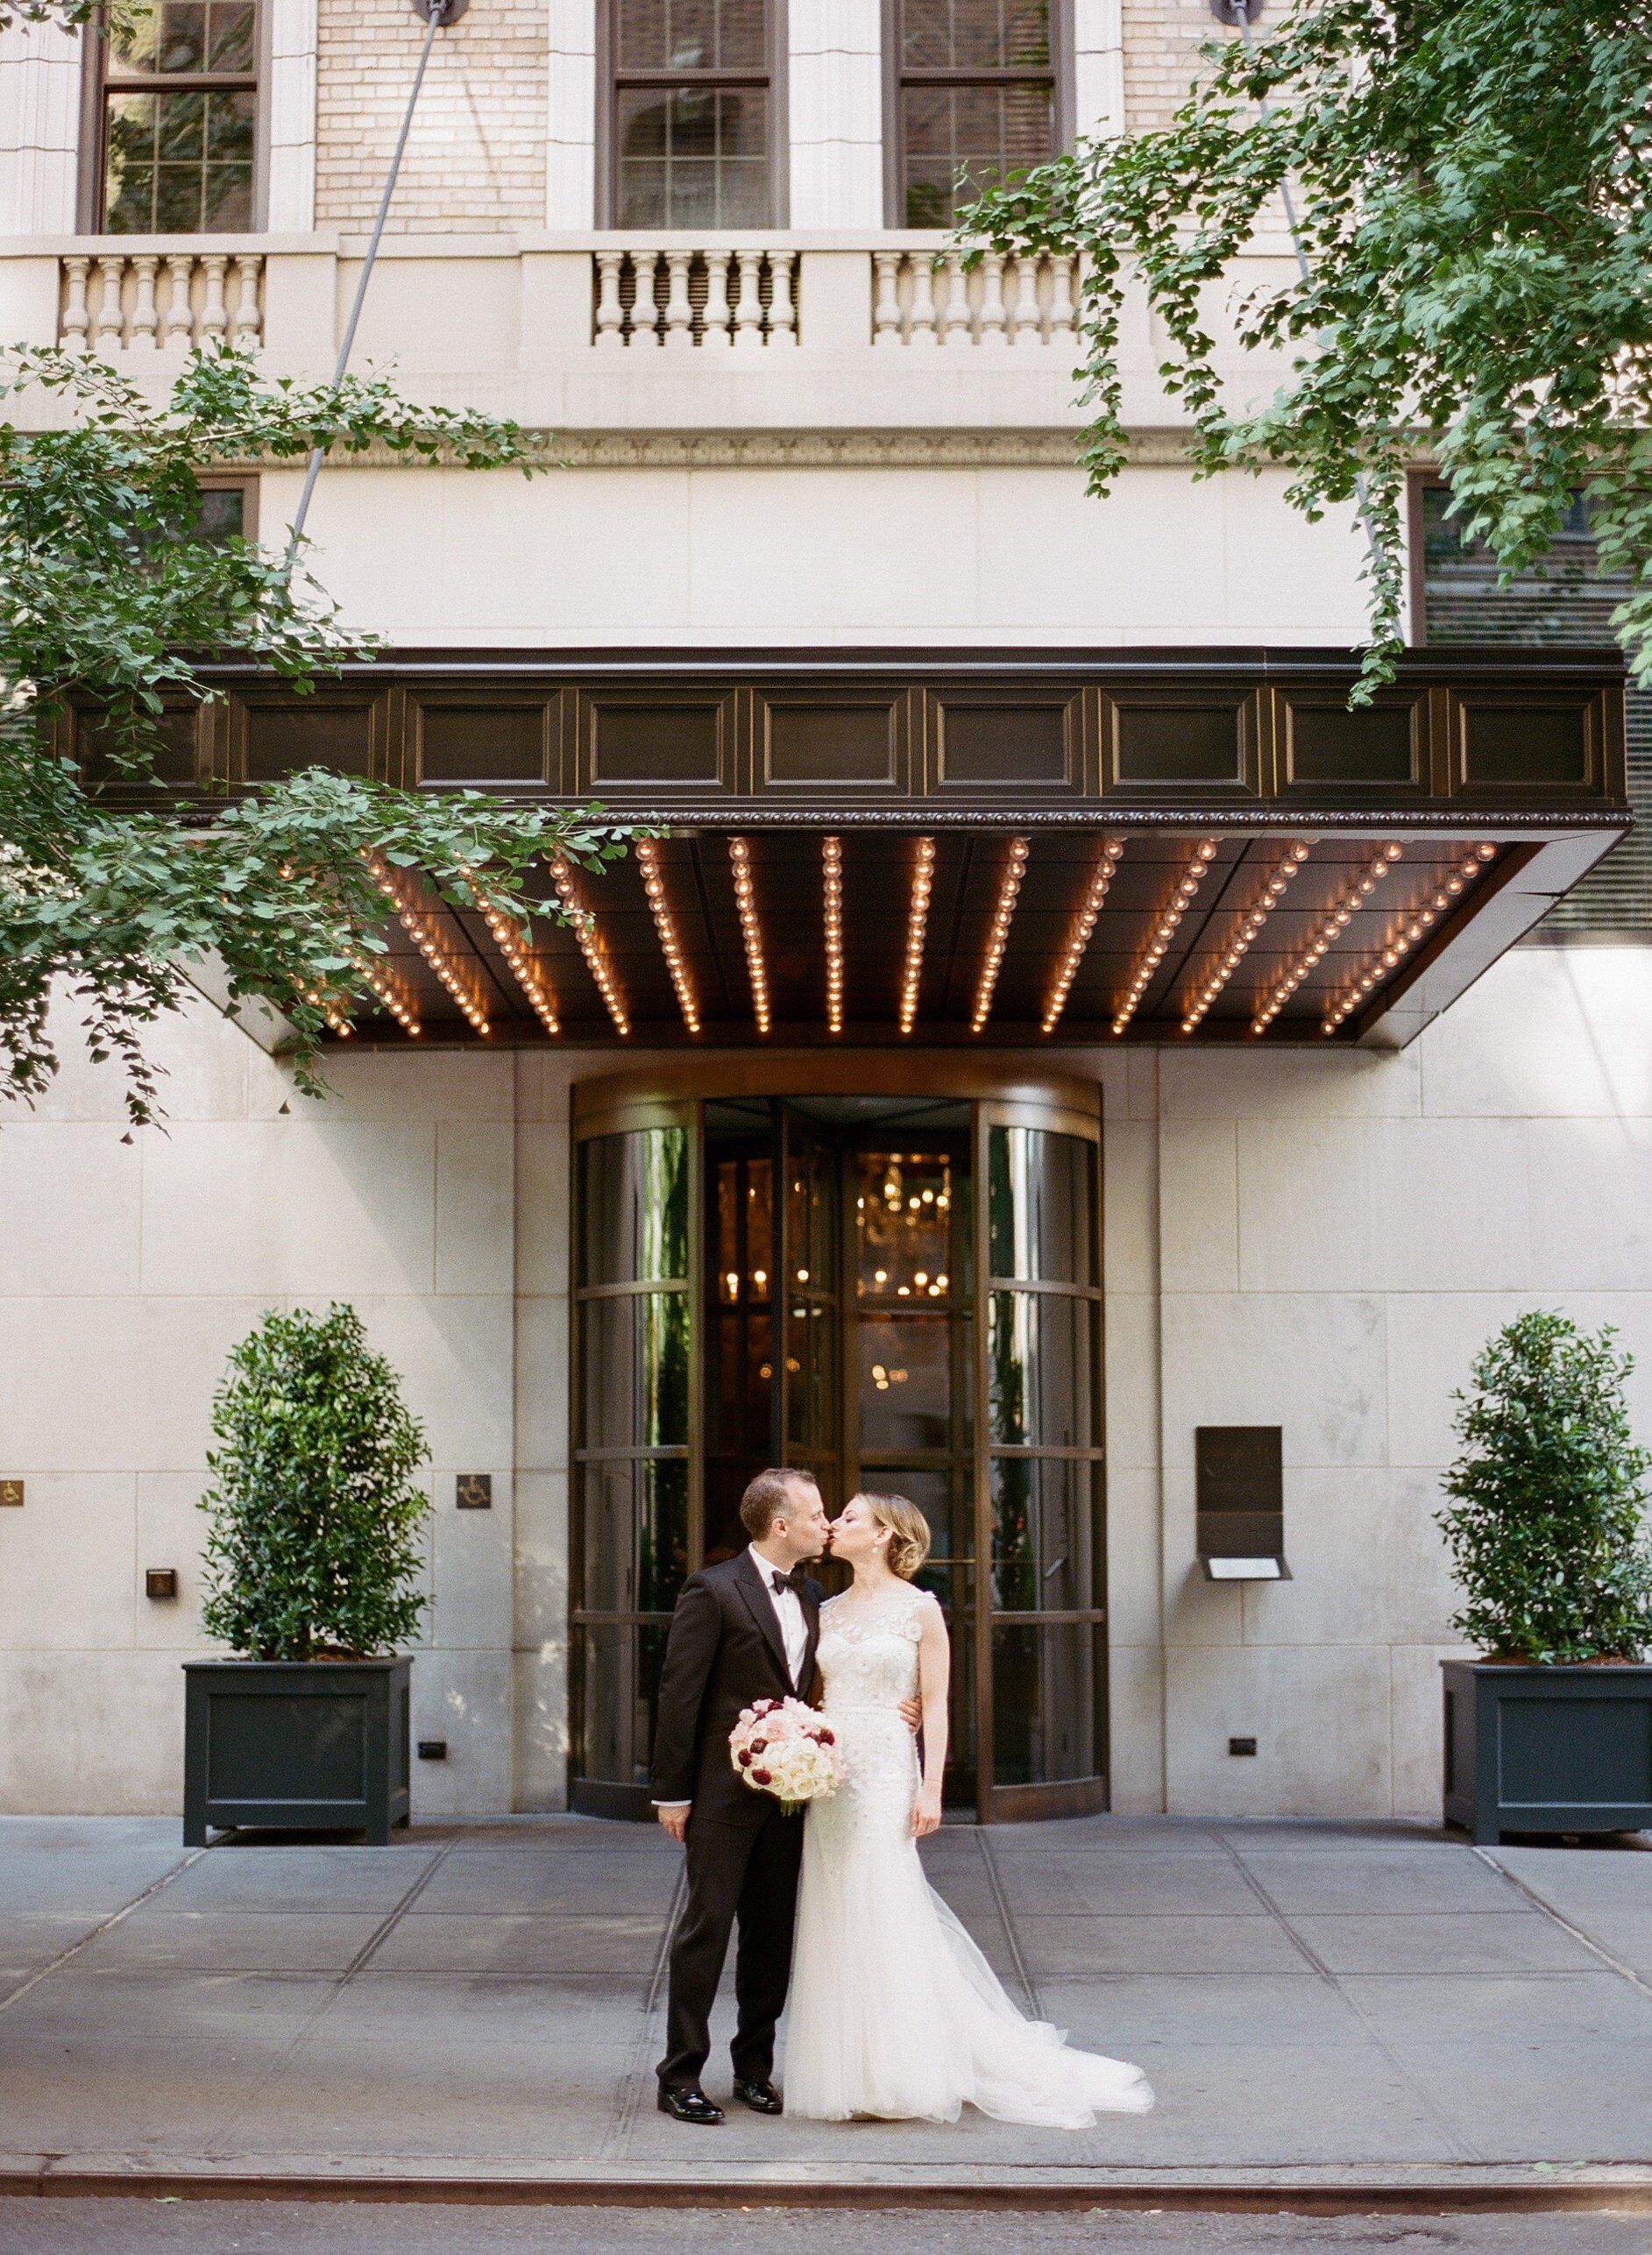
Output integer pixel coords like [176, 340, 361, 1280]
[112, 644, 1629, 1049]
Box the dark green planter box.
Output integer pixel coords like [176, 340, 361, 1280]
[1442, 1659, 1652, 1845]
[183, 1657, 412, 1845]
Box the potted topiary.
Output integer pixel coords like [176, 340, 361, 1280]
[1438, 1311, 1652, 1844]
[183, 1304, 431, 1845]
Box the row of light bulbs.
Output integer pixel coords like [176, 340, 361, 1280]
[551, 856, 631, 1037]
[369, 856, 490, 1036]
[1251, 843, 1403, 1032]
[1180, 841, 1312, 1034]
[464, 868, 559, 1039]
[728, 836, 771, 1035]
[1041, 838, 1125, 1034]
[1111, 840, 1220, 1035]
[970, 837, 1030, 1033]
[1320, 843, 1498, 1032]
[823, 836, 845, 1035]
[899, 837, 937, 1036]
[635, 837, 700, 1035]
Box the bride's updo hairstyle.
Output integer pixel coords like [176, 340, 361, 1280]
[862, 1493, 932, 1582]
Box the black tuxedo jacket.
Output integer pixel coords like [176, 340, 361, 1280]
[650, 1550, 825, 1825]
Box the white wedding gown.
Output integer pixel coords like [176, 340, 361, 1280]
[784, 1586, 1155, 2125]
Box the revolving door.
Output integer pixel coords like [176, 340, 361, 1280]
[570, 1070, 1106, 1822]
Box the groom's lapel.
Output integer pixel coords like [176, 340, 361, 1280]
[733, 1549, 793, 1689]
[799, 1587, 821, 1693]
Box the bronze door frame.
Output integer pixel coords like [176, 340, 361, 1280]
[571, 1060, 1106, 1822]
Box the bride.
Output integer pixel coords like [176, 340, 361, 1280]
[784, 1492, 1155, 2127]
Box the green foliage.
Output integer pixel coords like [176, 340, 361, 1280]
[1436, 1312, 1652, 1664]
[200, 1305, 431, 1662]
[0, 344, 629, 1126]
[967, 0, 1652, 697]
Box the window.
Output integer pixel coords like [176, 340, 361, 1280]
[609, 0, 776, 228]
[92, 2, 259, 234]
[890, 0, 1058, 228]
[1415, 476, 1652, 937]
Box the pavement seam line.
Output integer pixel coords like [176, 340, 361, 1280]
[603, 1854, 685, 2161]
[0, 1845, 207, 2018]
[1211, 1831, 1486, 2166]
[974, 1828, 1041, 2017]
[201, 1838, 460, 2159]
[1475, 1848, 1652, 2005]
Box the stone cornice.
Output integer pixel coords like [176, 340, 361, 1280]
[228, 428, 1199, 472]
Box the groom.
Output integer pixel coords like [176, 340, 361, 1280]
[650, 1466, 831, 2125]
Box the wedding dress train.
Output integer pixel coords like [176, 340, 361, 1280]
[784, 1587, 1155, 2126]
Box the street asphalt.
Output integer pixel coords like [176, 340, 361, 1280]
[1, 1813, 1649, 2198]
[3, 2204, 1652, 2255]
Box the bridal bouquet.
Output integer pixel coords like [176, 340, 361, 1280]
[729, 1697, 843, 1816]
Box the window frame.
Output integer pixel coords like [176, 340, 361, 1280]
[79, 1, 268, 237]
[881, 0, 1072, 230]
[597, 0, 789, 231]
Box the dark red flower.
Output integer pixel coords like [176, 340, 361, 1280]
[749, 1739, 767, 1754]
[752, 1769, 772, 1786]
[737, 1748, 753, 1767]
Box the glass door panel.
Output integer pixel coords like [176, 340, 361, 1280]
[976, 1112, 1107, 1820]
[777, 1106, 840, 1505]
[571, 1111, 698, 1818]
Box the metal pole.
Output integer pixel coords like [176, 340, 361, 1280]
[285, 0, 451, 566]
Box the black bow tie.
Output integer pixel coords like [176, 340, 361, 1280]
[769, 1568, 806, 1597]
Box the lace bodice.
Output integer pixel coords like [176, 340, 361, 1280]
[817, 1588, 929, 1713]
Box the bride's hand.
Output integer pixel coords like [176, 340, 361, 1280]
[911, 1788, 942, 1840]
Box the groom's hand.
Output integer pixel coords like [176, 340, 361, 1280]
[656, 1805, 690, 1843]
[899, 1697, 922, 1733]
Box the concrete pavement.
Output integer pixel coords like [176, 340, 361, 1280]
[1, 1814, 1649, 2202]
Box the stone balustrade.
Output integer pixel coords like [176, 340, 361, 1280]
[58, 246, 265, 353]
[871, 248, 1081, 346]
[592, 245, 800, 348]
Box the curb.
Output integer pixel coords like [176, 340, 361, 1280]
[4, 2168, 1652, 2213]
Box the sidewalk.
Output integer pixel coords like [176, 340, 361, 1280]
[1, 1813, 1649, 2202]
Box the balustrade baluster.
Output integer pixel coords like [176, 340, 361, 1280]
[1048, 253, 1079, 338]
[634, 252, 665, 346]
[1011, 255, 1044, 344]
[769, 252, 798, 345]
[939, 252, 972, 345]
[60, 256, 91, 351]
[732, 249, 765, 347]
[94, 254, 125, 352]
[129, 255, 160, 348]
[872, 250, 902, 345]
[701, 250, 734, 346]
[230, 253, 262, 347]
[978, 251, 1009, 346]
[906, 254, 939, 347]
[593, 251, 625, 346]
[663, 251, 694, 347]
[199, 254, 229, 344]
[164, 253, 195, 346]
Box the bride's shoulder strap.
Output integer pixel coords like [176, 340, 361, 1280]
[897, 1585, 934, 1639]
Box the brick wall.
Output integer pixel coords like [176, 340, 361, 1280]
[1122, 0, 1234, 131]
[315, 0, 548, 231]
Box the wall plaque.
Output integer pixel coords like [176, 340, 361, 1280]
[0, 1479, 22, 1507]
[456, 1473, 493, 1511]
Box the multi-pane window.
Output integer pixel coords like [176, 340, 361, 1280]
[893, 0, 1056, 228]
[612, 0, 774, 228]
[97, 2, 258, 234]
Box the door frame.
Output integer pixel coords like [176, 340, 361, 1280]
[570, 1057, 1105, 1822]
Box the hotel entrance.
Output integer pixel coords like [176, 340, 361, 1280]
[569, 1067, 1107, 1822]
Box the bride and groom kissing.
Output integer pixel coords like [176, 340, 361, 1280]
[649, 1466, 1154, 2129]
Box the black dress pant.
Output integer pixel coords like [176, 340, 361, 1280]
[658, 1802, 805, 2092]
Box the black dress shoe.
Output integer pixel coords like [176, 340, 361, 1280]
[657, 2084, 725, 2125]
[732, 2076, 783, 2115]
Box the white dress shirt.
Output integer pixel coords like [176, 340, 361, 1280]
[749, 1544, 809, 1690]
[651, 1548, 810, 1809]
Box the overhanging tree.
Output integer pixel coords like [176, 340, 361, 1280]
[967, 0, 1652, 695]
[0, 342, 625, 1128]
